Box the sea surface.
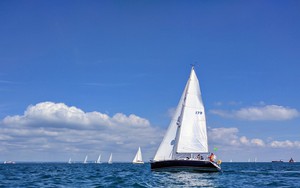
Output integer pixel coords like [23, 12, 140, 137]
[0, 162, 299, 187]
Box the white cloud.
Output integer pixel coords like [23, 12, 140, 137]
[270, 140, 300, 148]
[240, 136, 250, 145]
[211, 105, 299, 121]
[0, 102, 162, 161]
[3, 102, 150, 128]
[251, 139, 265, 147]
[209, 128, 265, 148]
[209, 127, 240, 146]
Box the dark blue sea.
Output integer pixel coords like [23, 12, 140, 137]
[0, 162, 299, 187]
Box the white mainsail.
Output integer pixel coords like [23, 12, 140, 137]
[108, 153, 113, 164]
[96, 154, 101, 164]
[133, 147, 144, 164]
[83, 155, 88, 164]
[68, 158, 72, 164]
[153, 67, 208, 161]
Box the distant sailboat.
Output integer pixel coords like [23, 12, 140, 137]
[108, 153, 113, 164]
[151, 66, 221, 172]
[272, 159, 283, 163]
[289, 158, 295, 163]
[3, 161, 15, 164]
[83, 155, 88, 164]
[68, 158, 72, 164]
[96, 154, 101, 164]
[133, 147, 144, 164]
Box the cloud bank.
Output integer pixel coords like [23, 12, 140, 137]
[208, 127, 300, 149]
[1, 102, 299, 162]
[0, 102, 162, 161]
[211, 105, 299, 121]
[3, 102, 150, 128]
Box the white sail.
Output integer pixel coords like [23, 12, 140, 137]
[96, 154, 101, 164]
[83, 155, 88, 164]
[153, 82, 189, 161]
[68, 158, 72, 164]
[175, 68, 208, 153]
[153, 67, 208, 161]
[108, 153, 113, 164]
[133, 147, 144, 164]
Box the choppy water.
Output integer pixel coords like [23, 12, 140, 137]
[0, 162, 299, 187]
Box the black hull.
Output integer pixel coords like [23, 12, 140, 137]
[151, 160, 221, 172]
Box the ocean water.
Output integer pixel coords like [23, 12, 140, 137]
[0, 162, 299, 187]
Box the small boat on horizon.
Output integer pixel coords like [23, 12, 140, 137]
[83, 155, 88, 164]
[68, 158, 72, 164]
[133, 147, 144, 164]
[108, 153, 113, 164]
[95, 154, 101, 164]
[4, 161, 15, 164]
[272, 160, 283, 163]
[289, 158, 295, 163]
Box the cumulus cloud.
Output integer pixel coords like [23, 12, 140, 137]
[0, 102, 162, 161]
[208, 127, 265, 148]
[270, 140, 300, 148]
[210, 105, 299, 121]
[3, 102, 150, 128]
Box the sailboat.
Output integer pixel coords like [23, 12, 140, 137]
[108, 153, 113, 164]
[68, 158, 72, 164]
[133, 147, 144, 164]
[151, 66, 221, 172]
[96, 154, 101, 164]
[83, 155, 88, 164]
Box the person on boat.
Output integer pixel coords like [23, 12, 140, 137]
[209, 153, 216, 162]
[197, 154, 201, 160]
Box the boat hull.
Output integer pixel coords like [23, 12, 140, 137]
[151, 160, 221, 172]
[133, 161, 144, 164]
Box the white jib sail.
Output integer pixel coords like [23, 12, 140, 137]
[153, 81, 189, 161]
[133, 147, 143, 163]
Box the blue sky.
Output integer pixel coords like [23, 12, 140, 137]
[1, 0, 300, 162]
